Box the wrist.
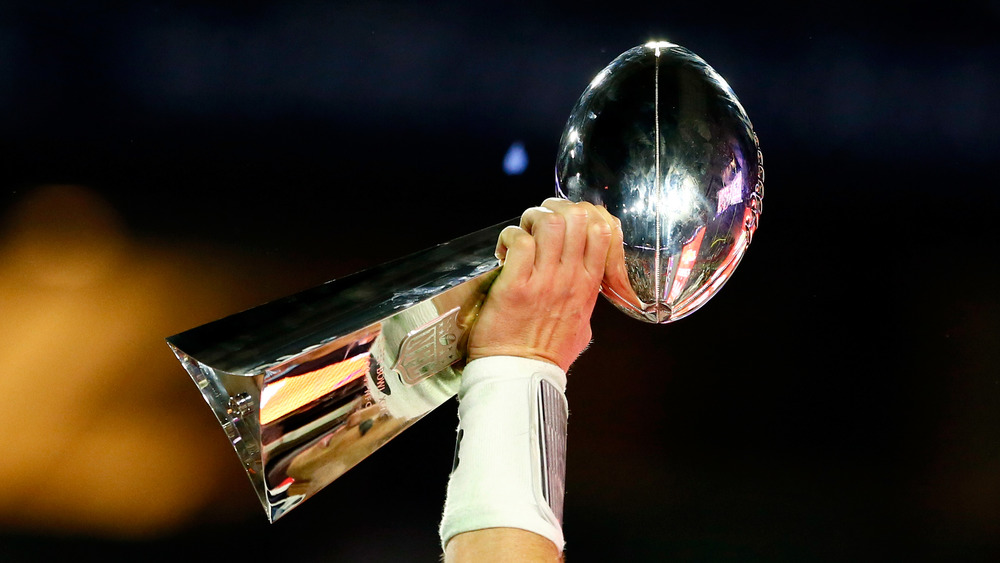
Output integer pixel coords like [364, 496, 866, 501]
[440, 356, 569, 552]
[466, 349, 568, 373]
[460, 356, 566, 394]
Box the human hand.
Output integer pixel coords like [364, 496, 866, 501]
[467, 198, 620, 372]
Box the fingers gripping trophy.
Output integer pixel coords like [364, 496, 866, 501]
[167, 41, 763, 523]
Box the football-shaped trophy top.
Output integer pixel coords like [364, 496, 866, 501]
[557, 42, 764, 323]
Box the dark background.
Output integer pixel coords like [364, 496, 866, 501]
[2, 1, 999, 561]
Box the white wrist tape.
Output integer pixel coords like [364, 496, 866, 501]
[439, 356, 569, 552]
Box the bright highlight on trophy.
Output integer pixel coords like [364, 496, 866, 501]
[167, 42, 763, 522]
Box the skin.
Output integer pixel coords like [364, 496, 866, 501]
[468, 198, 619, 371]
[446, 198, 619, 562]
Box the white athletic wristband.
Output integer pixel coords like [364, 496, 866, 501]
[439, 356, 569, 552]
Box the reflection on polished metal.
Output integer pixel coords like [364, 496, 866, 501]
[558, 41, 763, 322]
[167, 41, 762, 522]
[167, 224, 509, 522]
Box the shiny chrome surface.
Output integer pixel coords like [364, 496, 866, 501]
[168, 41, 762, 522]
[168, 221, 510, 521]
[557, 41, 763, 322]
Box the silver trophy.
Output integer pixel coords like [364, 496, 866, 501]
[167, 41, 763, 522]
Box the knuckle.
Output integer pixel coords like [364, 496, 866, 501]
[540, 212, 566, 230]
[565, 204, 589, 221]
[520, 205, 547, 219]
[590, 218, 613, 237]
[499, 225, 522, 237]
[509, 231, 535, 251]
